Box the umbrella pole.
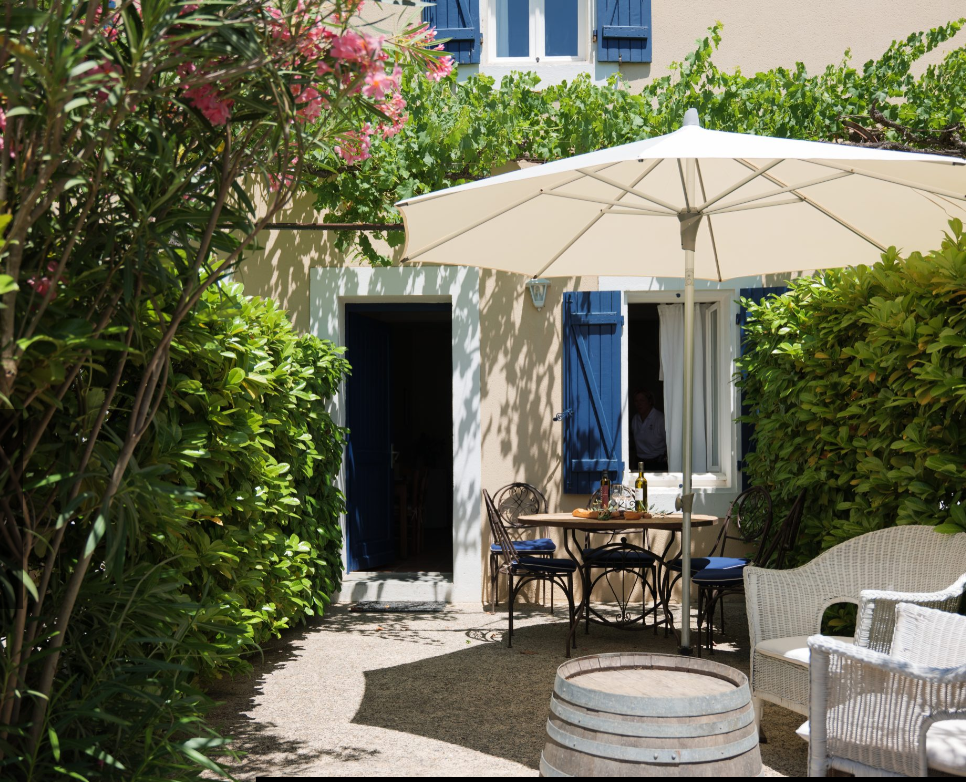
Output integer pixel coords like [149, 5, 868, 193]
[678, 153, 699, 655]
[679, 245, 695, 655]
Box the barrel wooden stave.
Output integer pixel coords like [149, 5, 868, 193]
[541, 653, 762, 778]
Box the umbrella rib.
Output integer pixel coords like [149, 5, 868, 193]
[576, 167, 680, 213]
[695, 161, 723, 282]
[696, 159, 783, 211]
[707, 196, 807, 215]
[703, 171, 852, 215]
[735, 160, 889, 252]
[544, 191, 673, 215]
[533, 160, 667, 278]
[402, 168, 607, 262]
[808, 161, 966, 202]
[677, 159, 691, 211]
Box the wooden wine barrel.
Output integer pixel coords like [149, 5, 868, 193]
[540, 653, 761, 777]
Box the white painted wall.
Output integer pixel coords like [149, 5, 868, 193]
[310, 266, 482, 602]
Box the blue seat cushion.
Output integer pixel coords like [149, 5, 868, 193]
[666, 556, 749, 574]
[490, 538, 556, 553]
[691, 560, 750, 585]
[583, 547, 656, 566]
[512, 556, 578, 574]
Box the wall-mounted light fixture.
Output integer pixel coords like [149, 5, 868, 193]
[526, 278, 550, 310]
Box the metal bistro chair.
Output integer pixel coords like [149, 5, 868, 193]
[483, 489, 577, 649]
[487, 483, 556, 611]
[581, 484, 662, 634]
[694, 489, 806, 656]
[663, 485, 773, 640]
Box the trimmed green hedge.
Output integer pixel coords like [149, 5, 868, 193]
[737, 221, 966, 564]
[139, 281, 349, 672]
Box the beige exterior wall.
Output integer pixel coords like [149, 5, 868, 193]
[236, 2, 964, 603]
[352, 1, 963, 88]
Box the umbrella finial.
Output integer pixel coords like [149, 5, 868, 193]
[683, 108, 701, 128]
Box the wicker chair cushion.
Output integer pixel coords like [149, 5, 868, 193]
[666, 556, 749, 573]
[490, 538, 555, 553]
[757, 635, 854, 667]
[796, 716, 966, 775]
[511, 556, 578, 574]
[582, 548, 656, 566]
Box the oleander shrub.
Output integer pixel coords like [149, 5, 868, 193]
[737, 220, 966, 566]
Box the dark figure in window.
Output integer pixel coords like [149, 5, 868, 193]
[630, 388, 667, 471]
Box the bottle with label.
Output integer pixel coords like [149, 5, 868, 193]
[635, 462, 648, 512]
[600, 470, 610, 509]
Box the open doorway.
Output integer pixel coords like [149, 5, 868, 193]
[627, 303, 669, 472]
[343, 304, 454, 574]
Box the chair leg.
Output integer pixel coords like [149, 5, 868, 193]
[583, 565, 592, 635]
[566, 574, 576, 651]
[489, 553, 498, 611]
[507, 573, 515, 647]
[700, 586, 704, 657]
[720, 590, 726, 636]
[753, 697, 767, 744]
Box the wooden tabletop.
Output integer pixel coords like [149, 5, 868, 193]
[517, 513, 718, 531]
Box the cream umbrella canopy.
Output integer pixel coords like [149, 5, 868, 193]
[396, 109, 966, 653]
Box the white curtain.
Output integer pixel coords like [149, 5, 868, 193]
[658, 304, 709, 473]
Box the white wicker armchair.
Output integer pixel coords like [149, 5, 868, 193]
[805, 604, 966, 777]
[744, 525, 966, 725]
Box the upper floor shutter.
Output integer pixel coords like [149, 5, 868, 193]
[423, 0, 481, 65]
[563, 291, 625, 495]
[738, 286, 788, 490]
[596, 0, 652, 63]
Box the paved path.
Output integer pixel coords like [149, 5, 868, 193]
[206, 601, 807, 777]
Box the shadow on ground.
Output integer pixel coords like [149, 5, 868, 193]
[204, 600, 807, 777]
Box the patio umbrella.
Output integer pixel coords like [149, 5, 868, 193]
[395, 109, 966, 653]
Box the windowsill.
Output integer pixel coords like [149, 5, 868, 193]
[622, 472, 731, 490]
[489, 57, 587, 65]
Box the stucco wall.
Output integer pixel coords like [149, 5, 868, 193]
[353, 1, 963, 88]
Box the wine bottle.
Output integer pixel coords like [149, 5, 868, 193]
[635, 462, 647, 512]
[600, 470, 610, 509]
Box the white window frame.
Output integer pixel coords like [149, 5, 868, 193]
[488, 0, 589, 64]
[608, 285, 738, 492]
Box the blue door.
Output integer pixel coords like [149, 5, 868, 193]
[345, 309, 395, 571]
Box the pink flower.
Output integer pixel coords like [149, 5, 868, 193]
[335, 125, 373, 164]
[0, 106, 5, 155]
[426, 54, 454, 82]
[329, 31, 368, 62]
[362, 64, 398, 100]
[27, 277, 54, 299]
[329, 30, 384, 63]
[183, 83, 233, 125]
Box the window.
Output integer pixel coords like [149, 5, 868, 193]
[492, 0, 586, 61]
[624, 297, 731, 486]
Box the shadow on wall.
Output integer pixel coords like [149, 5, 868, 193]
[480, 269, 589, 515]
[239, 186, 405, 332]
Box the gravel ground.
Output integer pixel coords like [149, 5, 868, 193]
[205, 599, 808, 778]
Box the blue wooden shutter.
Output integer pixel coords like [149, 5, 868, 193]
[563, 291, 625, 494]
[596, 0, 652, 63]
[738, 287, 788, 490]
[423, 0, 480, 65]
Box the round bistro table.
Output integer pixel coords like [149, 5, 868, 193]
[518, 513, 718, 657]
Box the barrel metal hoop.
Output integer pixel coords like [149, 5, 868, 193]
[554, 673, 751, 717]
[539, 753, 570, 777]
[546, 718, 760, 764]
[550, 696, 755, 738]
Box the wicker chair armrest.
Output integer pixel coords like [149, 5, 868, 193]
[808, 635, 966, 777]
[855, 573, 966, 653]
[744, 563, 823, 647]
